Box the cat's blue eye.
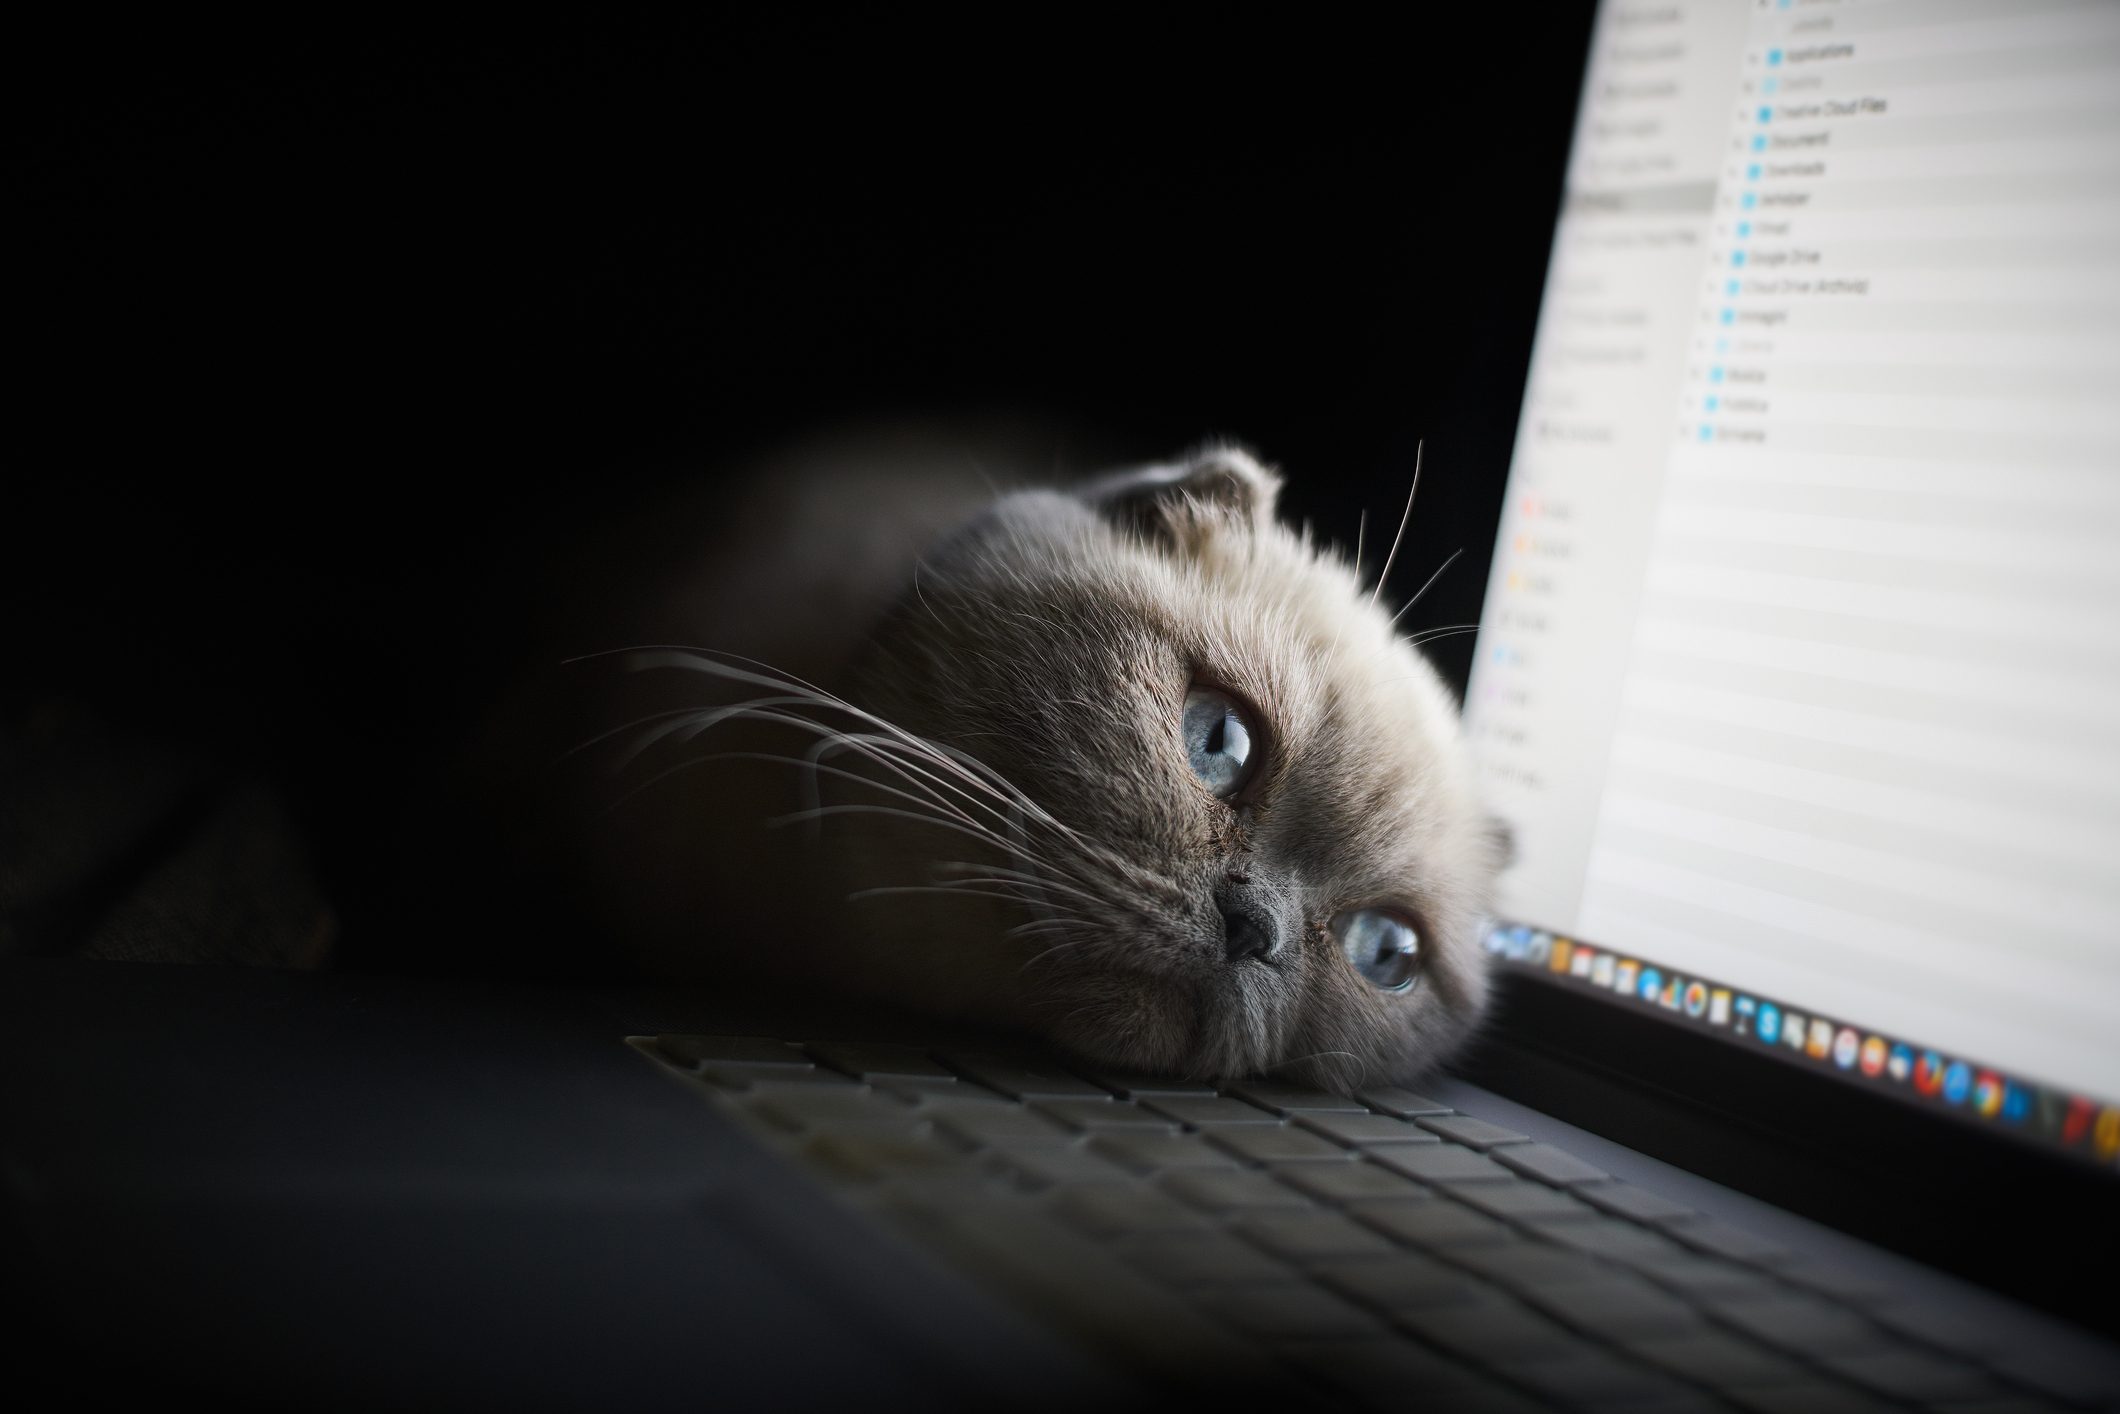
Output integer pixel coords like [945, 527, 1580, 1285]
[1333, 910, 1421, 992]
[1181, 688, 1256, 799]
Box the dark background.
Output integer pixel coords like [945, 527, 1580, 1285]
[15, 12, 1595, 972]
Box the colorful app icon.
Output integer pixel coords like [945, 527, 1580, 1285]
[1972, 1071, 2003, 1118]
[1708, 989, 1732, 1026]
[1591, 953, 1616, 989]
[1504, 927, 1532, 962]
[1615, 960, 1639, 995]
[1528, 932, 1553, 967]
[1733, 995, 1757, 1037]
[1756, 1003, 1780, 1045]
[1886, 1044, 1912, 1083]
[2001, 1082, 2030, 1124]
[1914, 1051, 1946, 1096]
[1943, 1061, 1972, 1106]
[2063, 1097, 2096, 1146]
[1639, 967, 1662, 1002]
[1782, 1012, 1808, 1052]
[2033, 1089, 2065, 1139]
[1859, 1036, 1887, 1077]
[1570, 946, 1595, 979]
[1550, 938, 1575, 973]
[1832, 1027, 1859, 1069]
[1683, 981, 1709, 1019]
[2096, 1108, 2120, 1163]
[1806, 1018, 1833, 1060]
[1660, 976, 1683, 1010]
[1482, 921, 1508, 954]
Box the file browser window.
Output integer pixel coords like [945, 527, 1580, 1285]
[1465, 0, 2120, 1157]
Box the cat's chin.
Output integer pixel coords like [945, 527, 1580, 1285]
[1029, 964, 1306, 1083]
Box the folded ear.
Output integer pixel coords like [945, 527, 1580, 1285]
[1078, 444, 1283, 551]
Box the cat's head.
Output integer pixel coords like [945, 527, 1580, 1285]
[848, 446, 1508, 1089]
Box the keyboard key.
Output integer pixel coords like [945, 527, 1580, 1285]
[1158, 1168, 1315, 1213]
[877, 1077, 1009, 1106]
[1089, 1131, 1244, 1172]
[1537, 1220, 1693, 1266]
[1138, 1096, 1282, 1127]
[1818, 1348, 2007, 1403]
[1443, 1243, 1607, 1292]
[1515, 1274, 1705, 1340]
[1274, 1160, 1436, 1205]
[1222, 1081, 1369, 1114]
[697, 1065, 851, 1092]
[655, 1034, 810, 1068]
[1118, 1232, 1294, 1287]
[1490, 1143, 1609, 1186]
[1705, 1292, 1892, 1357]
[1313, 1254, 1490, 1311]
[1368, 1144, 1517, 1185]
[986, 1144, 1139, 1190]
[1504, 1347, 1707, 1407]
[1354, 1086, 1454, 1118]
[938, 1052, 1110, 1098]
[1415, 1115, 1531, 1150]
[1349, 1199, 1515, 1250]
[1394, 1295, 1582, 1360]
[930, 1105, 1077, 1148]
[804, 1040, 955, 1079]
[1626, 1329, 1815, 1389]
[748, 1087, 912, 1131]
[1632, 1254, 1782, 1302]
[1720, 1384, 1903, 1414]
[1449, 1183, 1596, 1223]
[799, 1131, 964, 1183]
[1231, 1211, 1400, 1263]
[1667, 1218, 1792, 1267]
[1207, 1125, 1356, 1165]
[1293, 1111, 1444, 1147]
[1276, 1337, 1543, 1413]
[1048, 1185, 1211, 1238]
[1033, 1098, 1172, 1132]
[1195, 1284, 1384, 1339]
[1576, 1181, 1695, 1225]
[1863, 1299, 2007, 1355]
[1079, 1070, 1219, 1098]
[1776, 1260, 1902, 1309]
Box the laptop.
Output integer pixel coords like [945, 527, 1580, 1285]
[7, 1, 2117, 1408]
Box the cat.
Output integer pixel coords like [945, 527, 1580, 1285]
[551, 437, 1509, 1089]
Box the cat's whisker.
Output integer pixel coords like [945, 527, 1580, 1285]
[930, 875, 1105, 909]
[1005, 918, 1081, 938]
[606, 694, 827, 773]
[627, 703, 997, 843]
[1386, 546, 1465, 631]
[846, 884, 1087, 920]
[768, 803, 1040, 858]
[1018, 938, 1089, 973]
[1368, 438, 1424, 610]
[929, 861, 1105, 907]
[555, 705, 727, 766]
[1405, 623, 1480, 646]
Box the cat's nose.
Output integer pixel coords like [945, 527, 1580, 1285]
[1219, 897, 1282, 964]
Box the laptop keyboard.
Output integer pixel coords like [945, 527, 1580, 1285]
[638, 1033, 2111, 1414]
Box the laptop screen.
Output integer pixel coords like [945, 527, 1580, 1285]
[1464, 0, 2120, 1170]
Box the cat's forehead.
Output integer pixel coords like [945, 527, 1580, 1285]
[962, 490, 1481, 869]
